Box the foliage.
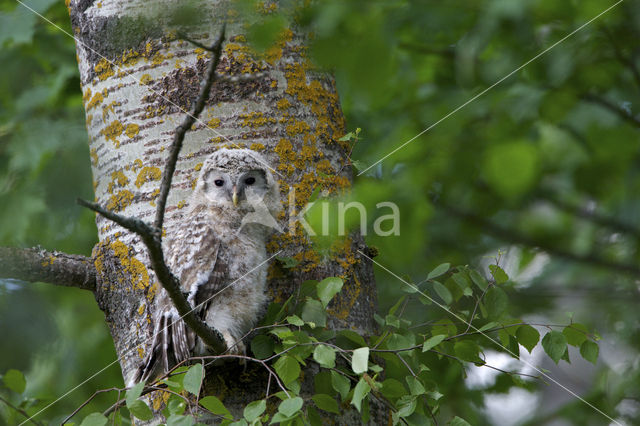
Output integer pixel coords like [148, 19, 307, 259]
[72, 270, 598, 425]
[2, 0, 640, 425]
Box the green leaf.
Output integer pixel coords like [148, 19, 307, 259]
[244, 400, 267, 422]
[200, 396, 232, 419]
[125, 381, 145, 407]
[449, 416, 472, 426]
[516, 324, 540, 353]
[166, 414, 195, 426]
[286, 315, 305, 326]
[351, 377, 371, 412]
[251, 334, 275, 359]
[128, 400, 153, 421]
[351, 347, 369, 374]
[317, 277, 343, 308]
[469, 269, 489, 291]
[331, 370, 350, 400]
[580, 340, 599, 365]
[312, 394, 339, 414]
[3, 369, 26, 394]
[563, 323, 588, 347]
[338, 330, 367, 347]
[80, 412, 108, 426]
[167, 397, 186, 415]
[454, 340, 484, 363]
[405, 376, 426, 396]
[488, 265, 509, 284]
[422, 334, 446, 352]
[183, 363, 204, 396]
[541, 331, 568, 364]
[278, 397, 304, 417]
[427, 263, 450, 280]
[313, 344, 336, 368]
[301, 298, 327, 327]
[432, 281, 453, 305]
[484, 287, 508, 319]
[380, 378, 406, 399]
[274, 355, 301, 385]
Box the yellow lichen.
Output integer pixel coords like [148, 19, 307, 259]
[94, 58, 114, 80]
[110, 240, 150, 291]
[177, 200, 186, 209]
[140, 73, 152, 85]
[194, 163, 203, 171]
[149, 188, 160, 206]
[86, 92, 104, 111]
[135, 166, 161, 188]
[250, 143, 266, 151]
[40, 255, 56, 267]
[276, 98, 291, 110]
[107, 170, 129, 193]
[101, 120, 124, 147]
[90, 148, 99, 166]
[106, 190, 134, 212]
[207, 117, 221, 129]
[125, 123, 139, 138]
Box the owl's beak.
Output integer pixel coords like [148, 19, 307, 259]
[232, 186, 238, 207]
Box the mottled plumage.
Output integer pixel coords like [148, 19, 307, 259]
[133, 148, 279, 384]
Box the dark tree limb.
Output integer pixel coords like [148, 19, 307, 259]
[580, 92, 640, 128]
[435, 201, 640, 277]
[0, 246, 96, 291]
[76, 26, 229, 354]
[154, 25, 225, 231]
[77, 200, 226, 354]
[537, 191, 640, 241]
[601, 25, 640, 90]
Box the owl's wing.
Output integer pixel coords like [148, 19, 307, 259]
[133, 225, 228, 385]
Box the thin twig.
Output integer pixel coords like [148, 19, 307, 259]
[61, 387, 120, 424]
[154, 25, 226, 231]
[77, 198, 226, 353]
[0, 396, 43, 426]
[75, 26, 230, 354]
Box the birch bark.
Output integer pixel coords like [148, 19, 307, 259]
[68, 0, 380, 421]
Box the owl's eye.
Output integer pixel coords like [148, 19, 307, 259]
[214, 179, 224, 187]
[245, 177, 256, 185]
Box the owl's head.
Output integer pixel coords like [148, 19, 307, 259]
[193, 148, 280, 213]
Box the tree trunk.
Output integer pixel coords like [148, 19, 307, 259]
[68, 0, 380, 422]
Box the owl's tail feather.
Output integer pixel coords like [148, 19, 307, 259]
[130, 312, 195, 386]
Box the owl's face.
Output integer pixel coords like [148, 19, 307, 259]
[201, 168, 270, 208]
[193, 149, 279, 214]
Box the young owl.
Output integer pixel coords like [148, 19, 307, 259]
[134, 148, 280, 384]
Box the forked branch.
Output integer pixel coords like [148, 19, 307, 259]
[77, 25, 227, 354]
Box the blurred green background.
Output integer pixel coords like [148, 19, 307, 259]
[1, 0, 640, 424]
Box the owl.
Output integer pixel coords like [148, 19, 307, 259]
[133, 148, 280, 384]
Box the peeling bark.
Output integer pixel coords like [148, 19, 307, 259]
[68, 0, 381, 422]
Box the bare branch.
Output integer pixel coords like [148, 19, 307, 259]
[0, 246, 96, 291]
[580, 92, 640, 128]
[436, 201, 640, 277]
[154, 25, 226, 231]
[601, 25, 640, 89]
[74, 25, 230, 355]
[0, 395, 43, 426]
[76, 198, 226, 354]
